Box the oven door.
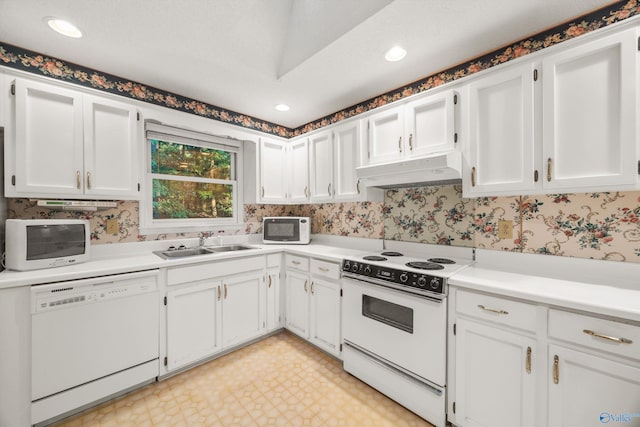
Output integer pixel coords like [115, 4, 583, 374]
[342, 277, 446, 385]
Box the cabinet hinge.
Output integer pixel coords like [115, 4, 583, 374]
[453, 401, 456, 414]
[340, 289, 343, 297]
[137, 183, 141, 191]
[453, 323, 456, 335]
[163, 356, 168, 366]
[11, 175, 15, 186]
[533, 69, 538, 81]
[454, 133, 458, 143]
[453, 94, 458, 105]
[340, 343, 343, 352]
[638, 36, 640, 51]
[136, 112, 140, 121]
[164, 296, 167, 306]
[637, 160, 640, 175]
[263, 321, 266, 328]
[10, 83, 15, 96]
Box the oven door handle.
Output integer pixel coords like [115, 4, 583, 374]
[343, 341, 443, 397]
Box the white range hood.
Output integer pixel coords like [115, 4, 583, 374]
[356, 151, 462, 189]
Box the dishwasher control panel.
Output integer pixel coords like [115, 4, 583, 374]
[31, 271, 158, 313]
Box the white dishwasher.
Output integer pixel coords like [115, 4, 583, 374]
[31, 270, 160, 425]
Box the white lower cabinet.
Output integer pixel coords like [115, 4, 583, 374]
[166, 281, 222, 371]
[164, 257, 268, 373]
[454, 318, 536, 427]
[450, 287, 640, 427]
[285, 255, 342, 357]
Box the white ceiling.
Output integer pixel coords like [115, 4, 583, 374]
[0, 0, 616, 129]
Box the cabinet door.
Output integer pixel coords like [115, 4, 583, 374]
[309, 278, 341, 356]
[288, 138, 309, 202]
[266, 267, 281, 331]
[405, 90, 457, 157]
[14, 78, 84, 195]
[259, 138, 287, 202]
[455, 318, 536, 427]
[221, 272, 265, 348]
[309, 130, 334, 202]
[166, 281, 222, 371]
[333, 121, 362, 201]
[542, 29, 637, 190]
[466, 62, 536, 196]
[83, 95, 139, 198]
[285, 270, 310, 338]
[367, 106, 404, 164]
[548, 345, 640, 427]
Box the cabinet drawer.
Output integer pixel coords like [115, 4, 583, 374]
[549, 309, 640, 361]
[456, 289, 537, 333]
[310, 259, 340, 280]
[266, 253, 281, 268]
[285, 254, 309, 271]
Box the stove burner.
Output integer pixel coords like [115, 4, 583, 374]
[363, 255, 387, 262]
[381, 251, 403, 257]
[405, 261, 445, 270]
[428, 258, 456, 264]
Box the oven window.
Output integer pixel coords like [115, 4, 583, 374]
[362, 295, 413, 334]
[26, 225, 86, 260]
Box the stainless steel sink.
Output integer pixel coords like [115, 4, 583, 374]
[207, 244, 255, 252]
[153, 247, 215, 259]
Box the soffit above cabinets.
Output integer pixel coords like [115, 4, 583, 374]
[0, 0, 616, 129]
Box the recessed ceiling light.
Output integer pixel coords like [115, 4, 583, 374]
[45, 17, 83, 38]
[385, 46, 407, 62]
[275, 104, 290, 112]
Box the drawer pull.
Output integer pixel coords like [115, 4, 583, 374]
[477, 304, 509, 315]
[525, 346, 532, 374]
[553, 355, 559, 384]
[318, 267, 330, 272]
[583, 329, 633, 344]
[291, 260, 301, 265]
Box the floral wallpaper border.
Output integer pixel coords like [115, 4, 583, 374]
[0, 1, 637, 138]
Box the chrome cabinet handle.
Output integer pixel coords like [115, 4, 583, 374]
[86, 171, 92, 190]
[526, 346, 532, 374]
[224, 283, 228, 299]
[583, 329, 632, 344]
[327, 183, 332, 196]
[553, 355, 559, 384]
[356, 179, 361, 194]
[261, 186, 265, 198]
[408, 133, 413, 151]
[303, 280, 308, 293]
[76, 170, 81, 189]
[310, 282, 315, 295]
[268, 275, 272, 288]
[217, 286, 221, 301]
[477, 304, 508, 315]
[471, 167, 476, 187]
[547, 158, 552, 182]
[398, 137, 402, 153]
[304, 186, 308, 198]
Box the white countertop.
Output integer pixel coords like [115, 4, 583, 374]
[450, 249, 640, 323]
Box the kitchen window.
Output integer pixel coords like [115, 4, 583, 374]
[140, 123, 243, 233]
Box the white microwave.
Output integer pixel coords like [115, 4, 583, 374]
[5, 219, 91, 271]
[262, 217, 310, 244]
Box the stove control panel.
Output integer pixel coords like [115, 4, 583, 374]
[342, 260, 444, 295]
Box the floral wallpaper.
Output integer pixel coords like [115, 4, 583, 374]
[0, 1, 637, 138]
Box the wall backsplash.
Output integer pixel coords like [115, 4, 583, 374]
[8, 186, 640, 263]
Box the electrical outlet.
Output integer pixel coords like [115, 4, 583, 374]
[498, 220, 513, 239]
[106, 218, 119, 235]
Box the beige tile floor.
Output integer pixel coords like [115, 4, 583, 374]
[53, 331, 434, 427]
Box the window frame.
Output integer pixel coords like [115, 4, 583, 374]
[139, 123, 244, 235]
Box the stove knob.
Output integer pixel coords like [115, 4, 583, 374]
[417, 276, 427, 287]
[343, 261, 351, 271]
[351, 263, 359, 272]
[430, 277, 441, 290]
[364, 265, 372, 275]
[399, 272, 408, 283]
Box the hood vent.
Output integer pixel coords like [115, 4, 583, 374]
[356, 151, 462, 189]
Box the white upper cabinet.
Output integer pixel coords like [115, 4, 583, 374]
[405, 90, 457, 157]
[333, 120, 363, 200]
[287, 138, 309, 202]
[258, 137, 287, 203]
[309, 130, 334, 202]
[10, 78, 140, 199]
[542, 28, 637, 190]
[465, 62, 537, 197]
[366, 89, 459, 166]
[367, 106, 405, 164]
